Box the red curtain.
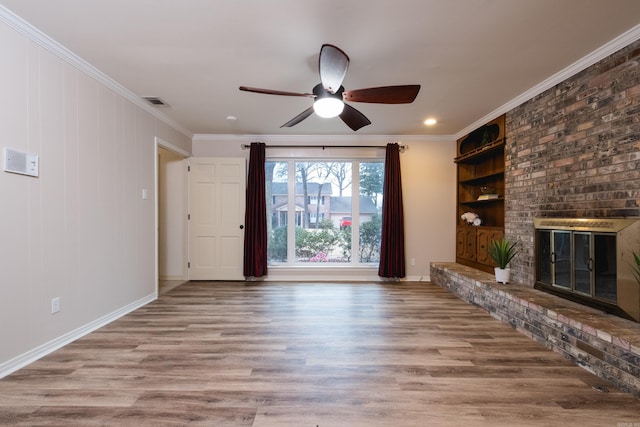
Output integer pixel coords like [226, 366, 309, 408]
[243, 142, 268, 277]
[378, 143, 405, 278]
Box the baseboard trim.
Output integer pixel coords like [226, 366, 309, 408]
[159, 276, 187, 281]
[0, 293, 156, 379]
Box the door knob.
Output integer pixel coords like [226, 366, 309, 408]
[239, 225, 244, 229]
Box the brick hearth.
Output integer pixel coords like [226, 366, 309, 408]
[431, 262, 640, 397]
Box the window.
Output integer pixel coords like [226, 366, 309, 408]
[358, 162, 384, 263]
[266, 158, 383, 266]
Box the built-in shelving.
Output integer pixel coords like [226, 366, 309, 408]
[459, 170, 504, 184]
[454, 138, 505, 162]
[455, 114, 506, 273]
[460, 198, 504, 206]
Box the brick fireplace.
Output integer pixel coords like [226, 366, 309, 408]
[431, 34, 640, 399]
[504, 38, 640, 290]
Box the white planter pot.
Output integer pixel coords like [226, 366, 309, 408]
[494, 267, 511, 284]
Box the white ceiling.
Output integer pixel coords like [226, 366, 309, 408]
[2, 0, 640, 137]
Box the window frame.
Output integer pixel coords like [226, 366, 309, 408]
[266, 155, 384, 268]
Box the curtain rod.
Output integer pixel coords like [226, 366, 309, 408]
[240, 143, 407, 151]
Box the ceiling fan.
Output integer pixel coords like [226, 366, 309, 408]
[239, 44, 421, 131]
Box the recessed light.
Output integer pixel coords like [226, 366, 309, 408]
[226, 115, 238, 121]
[424, 118, 437, 126]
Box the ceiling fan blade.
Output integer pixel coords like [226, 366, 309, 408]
[239, 86, 314, 98]
[319, 44, 349, 94]
[281, 107, 314, 128]
[343, 85, 420, 104]
[339, 104, 371, 131]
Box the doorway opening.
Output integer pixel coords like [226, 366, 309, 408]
[155, 137, 190, 295]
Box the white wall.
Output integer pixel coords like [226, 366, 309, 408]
[192, 135, 457, 281]
[0, 15, 191, 374]
[400, 141, 457, 280]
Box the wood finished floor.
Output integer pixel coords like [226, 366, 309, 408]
[1, 281, 639, 426]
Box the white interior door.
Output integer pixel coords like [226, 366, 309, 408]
[188, 157, 246, 280]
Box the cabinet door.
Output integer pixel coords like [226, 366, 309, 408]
[456, 227, 467, 258]
[464, 228, 477, 261]
[476, 230, 491, 265]
[477, 228, 504, 266]
[456, 227, 477, 262]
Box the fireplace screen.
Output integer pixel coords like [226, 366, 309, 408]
[534, 218, 640, 322]
[537, 230, 616, 302]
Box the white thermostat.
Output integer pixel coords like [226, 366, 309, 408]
[4, 148, 39, 177]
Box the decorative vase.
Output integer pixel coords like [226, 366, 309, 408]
[494, 267, 510, 284]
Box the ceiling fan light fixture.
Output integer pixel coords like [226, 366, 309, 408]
[312, 83, 345, 118]
[240, 46, 419, 130]
[313, 97, 344, 118]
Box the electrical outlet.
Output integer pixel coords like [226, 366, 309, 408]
[410, 258, 416, 266]
[51, 297, 61, 314]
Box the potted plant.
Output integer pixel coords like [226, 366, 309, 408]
[631, 252, 640, 286]
[487, 238, 519, 284]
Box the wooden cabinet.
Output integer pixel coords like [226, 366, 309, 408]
[476, 227, 504, 267]
[456, 226, 503, 269]
[455, 115, 505, 273]
[456, 227, 477, 262]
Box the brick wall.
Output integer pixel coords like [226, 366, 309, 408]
[505, 39, 640, 286]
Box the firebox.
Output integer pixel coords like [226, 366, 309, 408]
[533, 218, 640, 322]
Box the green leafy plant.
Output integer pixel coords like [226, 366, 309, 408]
[487, 238, 519, 269]
[631, 252, 640, 286]
[268, 226, 288, 262]
[295, 227, 340, 260]
[359, 213, 382, 263]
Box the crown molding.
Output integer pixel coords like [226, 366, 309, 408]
[192, 133, 455, 144]
[0, 5, 193, 139]
[5, 3, 637, 143]
[455, 23, 640, 140]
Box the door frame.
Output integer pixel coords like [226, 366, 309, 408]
[154, 137, 191, 296]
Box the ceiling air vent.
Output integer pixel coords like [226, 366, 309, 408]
[142, 96, 170, 107]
